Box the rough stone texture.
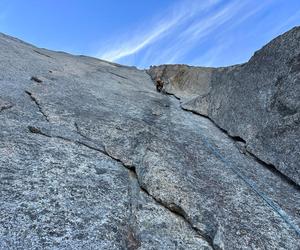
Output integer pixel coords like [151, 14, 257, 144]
[0, 28, 299, 249]
[147, 26, 300, 186]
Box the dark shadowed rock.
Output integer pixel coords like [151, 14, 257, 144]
[0, 28, 299, 249]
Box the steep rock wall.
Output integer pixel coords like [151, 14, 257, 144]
[147, 26, 300, 186]
[0, 27, 299, 249]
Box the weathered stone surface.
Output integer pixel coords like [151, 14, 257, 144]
[0, 98, 12, 112]
[0, 28, 299, 250]
[147, 26, 300, 186]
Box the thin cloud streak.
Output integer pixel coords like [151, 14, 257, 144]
[189, 2, 270, 66]
[151, 0, 269, 66]
[97, 0, 219, 61]
[96, 0, 285, 68]
[181, 0, 244, 40]
[98, 18, 181, 61]
[155, 0, 248, 64]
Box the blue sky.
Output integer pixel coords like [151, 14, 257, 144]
[0, 0, 299, 68]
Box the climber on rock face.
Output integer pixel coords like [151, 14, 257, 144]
[156, 78, 164, 92]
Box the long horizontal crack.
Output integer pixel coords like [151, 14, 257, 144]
[164, 91, 300, 236]
[27, 125, 215, 249]
[25, 91, 50, 122]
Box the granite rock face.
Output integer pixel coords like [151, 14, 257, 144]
[0, 28, 299, 250]
[148, 26, 300, 186]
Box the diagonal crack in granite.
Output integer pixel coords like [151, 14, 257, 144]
[155, 90, 300, 237]
[1, 28, 300, 249]
[27, 125, 215, 249]
[180, 103, 300, 190]
[25, 90, 50, 122]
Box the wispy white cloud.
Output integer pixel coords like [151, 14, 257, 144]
[96, 0, 220, 62]
[151, 0, 270, 66]
[181, 0, 244, 41]
[96, 0, 275, 67]
[187, 2, 270, 66]
[97, 18, 179, 61]
[147, 0, 249, 65]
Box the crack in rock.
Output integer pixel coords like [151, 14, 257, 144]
[244, 150, 300, 190]
[181, 103, 300, 190]
[69, 124, 216, 247]
[33, 49, 53, 58]
[74, 122, 90, 140]
[27, 125, 214, 248]
[126, 171, 141, 250]
[25, 91, 50, 122]
[0, 101, 13, 112]
[108, 71, 129, 80]
[30, 76, 43, 83]
[158, 91, 300, 237]
[138, 181, 216, 250]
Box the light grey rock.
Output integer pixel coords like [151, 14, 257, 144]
[0, 28, 299, 250]
[0, 98, 12, 112]
[147, 26, 300, 186]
